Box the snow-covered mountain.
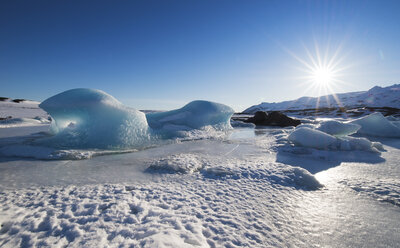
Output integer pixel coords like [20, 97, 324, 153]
[244, 84, 400, 114]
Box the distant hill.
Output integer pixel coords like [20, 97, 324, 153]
[243, 84, 400, 114]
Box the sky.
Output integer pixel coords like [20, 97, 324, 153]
[1, 0, 400, 111]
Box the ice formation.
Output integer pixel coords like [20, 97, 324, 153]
[39, 89, 151, 148]
[146, 100, 234, 132]
[288, 127, 337, 149]
[288, 127, 382, 152]
[38, 89, 234, 148]
[317, 120, 361, 136]
[351, 112, 400, 138]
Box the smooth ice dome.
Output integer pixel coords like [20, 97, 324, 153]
[288, 127, 337, 149]
[38, 89, 234, 149]
[317, 120, 361, 136]
[288, 127, 383, 152]
[39, 88, 151, 148]
[351, 112, 400, 138]
[146, 100, 234, 131]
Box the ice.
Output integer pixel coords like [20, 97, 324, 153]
[317, 120, 360, 136]
[146, 100, 234, 132]
[351, 112, 400, 138]
[39, 88, 151, 149]
[38, 89, 234, 148]
[288, 127, 382, 152]
[288, 127, 337, 149]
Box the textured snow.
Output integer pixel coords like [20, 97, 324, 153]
[244, 84, 400, 113]
[317, 120, 360, 136]
[351, 112, 400, 138]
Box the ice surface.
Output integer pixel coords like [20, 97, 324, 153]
[317, 120, 360, 136]
[146, 100, 234, 133]
[351, 112, 400, 138]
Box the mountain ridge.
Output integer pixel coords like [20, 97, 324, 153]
[243, 84, 400, 114]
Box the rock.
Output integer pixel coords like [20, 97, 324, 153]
[244, 111, 301, 127]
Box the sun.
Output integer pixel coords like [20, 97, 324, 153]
[311, 66, 334, 86]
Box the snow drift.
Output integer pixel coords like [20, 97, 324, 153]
[38, 89, 234, 149]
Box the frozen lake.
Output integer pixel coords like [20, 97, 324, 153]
[1, 124, 400, 247]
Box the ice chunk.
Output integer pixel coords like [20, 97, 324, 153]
[38, 89, 234, 149]
[146, 100, 234, 131]
[39, 88, 151, 148]
[288, 127, 337, 149]
[337, 137, 382, 153]
[288, 127, 383, 152]
[317, 120, 360, 136]
[351, 112, 400, 138]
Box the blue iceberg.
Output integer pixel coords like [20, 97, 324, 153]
[38, 89, 234, 148]
[146, 100, 234, 133]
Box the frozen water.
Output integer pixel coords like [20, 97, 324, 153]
[288, 127, 382, 152]
[351, 112, 400, 138]
[146, 100, 234, 134]
[317, 120, 360, 136]
[38, 89, 234, 149]
[39, 88, 151, 149]
[288, 127, 337, 149]
[1, 96, 400, 247]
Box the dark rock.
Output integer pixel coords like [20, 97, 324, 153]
[12, 99, 26, 103]
[244, 111, 301, 127]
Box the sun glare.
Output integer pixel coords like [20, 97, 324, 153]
[280, 40, 353, 110]
[312, 67, 334, 86]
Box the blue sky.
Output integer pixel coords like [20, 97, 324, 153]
[1, 0, 400, 111]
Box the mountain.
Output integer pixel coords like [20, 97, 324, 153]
[243, 84, 400, 114]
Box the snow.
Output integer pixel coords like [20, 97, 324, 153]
[1, 94, 400, 247]
[244, 84, 400, 113]
[351, 112, 400, 138]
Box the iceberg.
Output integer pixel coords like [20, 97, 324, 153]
[288, 127, 383, 152]
[146, 100, 234, 132]
[39, 88, 151, 148]
[288, 127, 337, 149]
[38, 89, 234, 149]
[317, 120, 361, 136]
[351, 112, 400, 138]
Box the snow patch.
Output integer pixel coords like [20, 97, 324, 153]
[147, 154, 204, 173]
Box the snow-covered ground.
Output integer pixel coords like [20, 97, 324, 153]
[1, 99, 400, 247]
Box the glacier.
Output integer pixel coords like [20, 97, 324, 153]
[38, 89, 234, 149]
